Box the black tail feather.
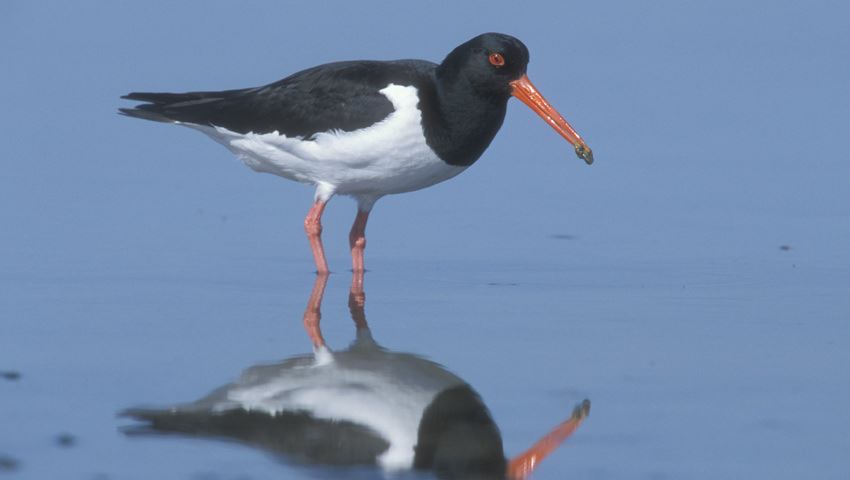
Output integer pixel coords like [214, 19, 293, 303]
[122, 88, 248, 105]
[117, 107, 174, 123]
[120, 407, 389, 465]
[119, 88, 252, 124]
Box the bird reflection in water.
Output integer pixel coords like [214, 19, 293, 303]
[123, 272, 589, 479]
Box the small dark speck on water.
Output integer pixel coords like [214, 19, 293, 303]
[55, 433, 77, 448]
[192, 472, 255, 480]
[779, 245, 792, 251]
[1, 370, 21, 381]
[0, 455, 19, 471]
[550, 233, 577, 240]
[487, 282, 518, 287]
[751, 417, 789, 431]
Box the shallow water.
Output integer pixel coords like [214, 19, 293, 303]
[3, 1, 850, 478]
[3, 222, 849, 479]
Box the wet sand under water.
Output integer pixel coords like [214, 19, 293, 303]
[2, 234, 849, 479]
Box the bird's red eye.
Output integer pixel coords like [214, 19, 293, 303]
[488, 52, 505, 67]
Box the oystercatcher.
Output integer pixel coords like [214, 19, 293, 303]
[123, 273, 590, 478]
[121, 33, 593, 273]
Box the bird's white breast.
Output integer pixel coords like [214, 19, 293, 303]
[219, 349, 464, 470]
[191, 84, 466, 197]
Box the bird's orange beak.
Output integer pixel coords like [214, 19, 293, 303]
[510, 74, 593, 165]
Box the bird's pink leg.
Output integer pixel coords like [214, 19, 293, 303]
[302, 272, 330, 348]
[349, 209, 370, 273]
[304, 200, 329, 274]
[507, 400, 590, 480]
[348, 269, 368, 330]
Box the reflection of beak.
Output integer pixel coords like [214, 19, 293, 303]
[510, 74, 593, 165]
[507, 399, 591, 480]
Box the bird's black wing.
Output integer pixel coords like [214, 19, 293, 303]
[120, 60, 435, 138]
[121, 407, 390, 466]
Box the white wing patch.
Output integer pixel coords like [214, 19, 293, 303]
[189, 84, 467, 197]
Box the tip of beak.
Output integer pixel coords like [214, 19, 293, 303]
[573, 399, 591, 420]
[575, 144, 593, 165]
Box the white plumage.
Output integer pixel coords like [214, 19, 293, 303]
[173, 336, 464, 470]
[188, 84, 467, 206]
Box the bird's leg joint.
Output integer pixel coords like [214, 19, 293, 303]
[305, 217, 323, 237]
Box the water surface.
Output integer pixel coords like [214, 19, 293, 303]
[2, 1, 850, 479]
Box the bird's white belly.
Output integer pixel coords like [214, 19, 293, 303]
[191, 84, 466, 197]
[224, 351, 465, 470]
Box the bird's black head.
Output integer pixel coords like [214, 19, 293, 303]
[437, 33, 530, 98]
[436, 32, 593, 165]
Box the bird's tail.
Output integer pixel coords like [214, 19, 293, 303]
[118, 88, 249, 123]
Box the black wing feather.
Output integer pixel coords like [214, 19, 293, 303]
[122, 407, 390, 466]
[120, 60, 435, 138]
[122, 88, 249, 105]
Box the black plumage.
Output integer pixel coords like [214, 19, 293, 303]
[122, 408, 390, 466]
[121, 61, 423, 139]
[413, 385, 507, 478]
[120, 33, 592, 273]
[120, 33, 532, 167]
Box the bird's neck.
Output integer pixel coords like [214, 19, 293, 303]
[419, 74, 509, 167]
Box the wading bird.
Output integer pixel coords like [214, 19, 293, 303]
[121, 33, 593, 273]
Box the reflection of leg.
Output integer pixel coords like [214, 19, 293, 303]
[507, 399, 590, 480]
[303, 273, 330, 348]
[348, 269, 367, 330]
[349, 209, 370, 273]
[304, 200, 329, 274]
